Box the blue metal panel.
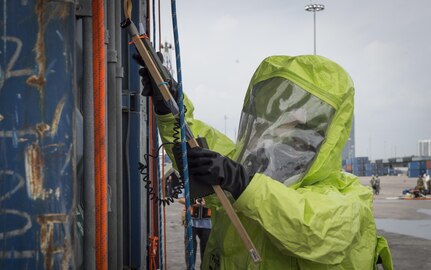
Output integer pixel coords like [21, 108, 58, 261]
[408, 162, 420, 170]
[123, 2, 149, 268]
[0, 1, 76, 268]
[408, 169, 420, 178]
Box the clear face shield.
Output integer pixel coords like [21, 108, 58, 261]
[235, 77, 335, 186]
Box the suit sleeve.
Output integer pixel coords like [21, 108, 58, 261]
[156, 94, 236, 167]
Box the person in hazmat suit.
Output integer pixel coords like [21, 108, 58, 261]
[138, 55, 393, 269]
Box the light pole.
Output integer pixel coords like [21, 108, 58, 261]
[305, 3, 325, 55]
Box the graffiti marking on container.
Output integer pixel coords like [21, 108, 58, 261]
[0, 250, 35, 259]
[0, 36, 33, 90]
[24, 142, 59, 200]
[0, 96, 68, 141]
[0, 209, 32, 239]
[37, 214, 71, 270]
[60, 143, 72, 176]
[49, 95, 66, 137]
[25, 142, 49, 200]
[26, 0, 47, 92]
[0, 170, 25, 202]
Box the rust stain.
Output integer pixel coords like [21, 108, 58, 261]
[37, 214, 70, 270]
[26, 75, 46, 88]
[26, 0, 47, 93]
[50, 96, 66, 137]
[35, 122, 50, 138]
[47, 2, 70, 20]
[24, 143, 45, 200]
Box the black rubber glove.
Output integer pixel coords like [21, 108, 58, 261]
[133, 52, 178, 115]
[173, 145, 251, 200]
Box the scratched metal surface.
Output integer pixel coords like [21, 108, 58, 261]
[0, 1, 76, 269]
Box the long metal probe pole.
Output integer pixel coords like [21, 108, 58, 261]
[121, 17, 261, 266]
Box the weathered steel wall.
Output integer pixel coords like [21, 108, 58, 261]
[0, 0, 76, 269]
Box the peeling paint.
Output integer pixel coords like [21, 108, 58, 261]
[0, 113, 3, 121]
[24, 143, 45, 200]
[37, 214, 71, 270]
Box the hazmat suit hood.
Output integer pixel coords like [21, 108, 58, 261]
[233, 55, 354, 187]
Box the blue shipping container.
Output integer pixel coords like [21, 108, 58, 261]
[408, 162, 420, 170]
[408, 169, 420, 178]
[0, 1, 77, 268]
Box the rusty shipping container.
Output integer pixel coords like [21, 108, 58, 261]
[0, 1, 77, 268]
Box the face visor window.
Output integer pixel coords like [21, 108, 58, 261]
[236, 77, 335, 185]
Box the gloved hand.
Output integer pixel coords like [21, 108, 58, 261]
[133, 52, 178, 115]
[173, 144, 251, 200]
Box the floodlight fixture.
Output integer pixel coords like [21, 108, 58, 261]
[305, 3, 325, 55]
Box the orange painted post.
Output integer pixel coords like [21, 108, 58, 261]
[92, 0, 108, 269]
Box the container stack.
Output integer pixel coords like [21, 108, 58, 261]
[407, 160, 431, 177]
[351, 157, 369, 176]
[374, 159, 385, 176]
[365, 163, 372, 176]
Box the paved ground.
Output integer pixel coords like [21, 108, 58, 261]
[361, 175, 431, 270]
[164, 175, 431, 269]
[165, 202, 190, 270]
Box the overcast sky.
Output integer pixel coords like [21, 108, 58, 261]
[158, 0, 431, 160]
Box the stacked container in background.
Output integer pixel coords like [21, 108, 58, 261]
[408, 160, 431, 177]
